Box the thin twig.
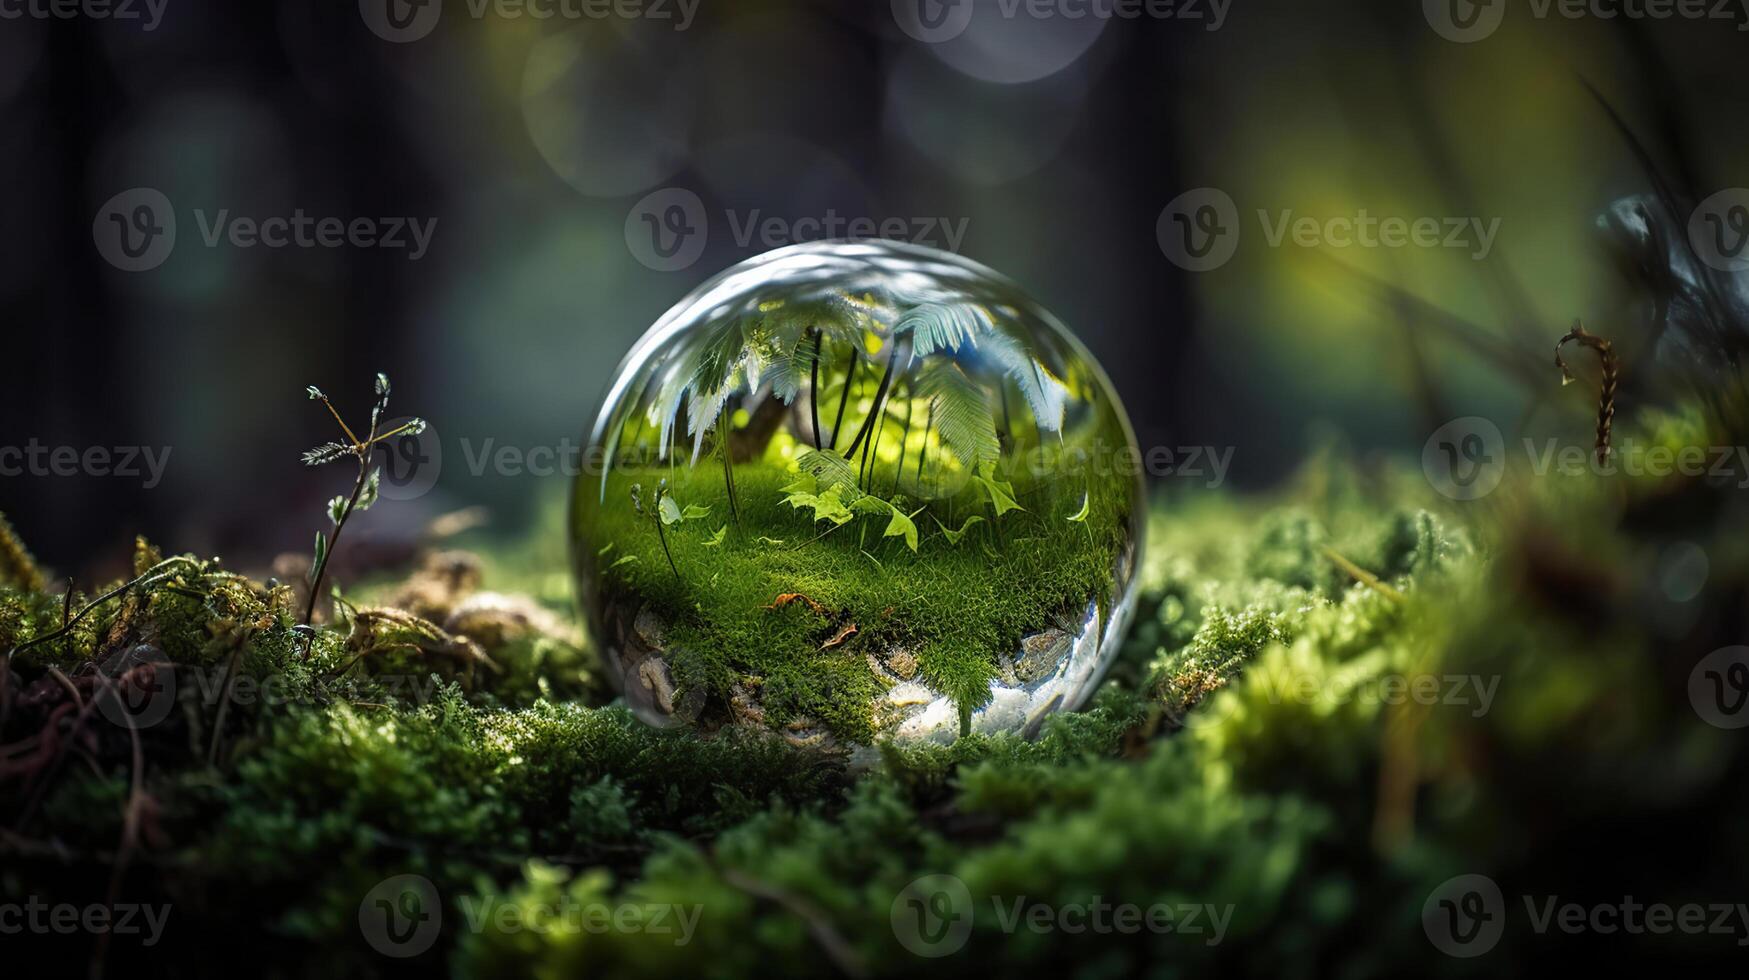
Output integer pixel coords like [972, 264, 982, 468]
[6, 558, 201, 663]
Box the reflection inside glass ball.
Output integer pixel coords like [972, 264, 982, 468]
[572, 241, 1141, 748]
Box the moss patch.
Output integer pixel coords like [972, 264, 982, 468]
[578, 444, 1135, 742]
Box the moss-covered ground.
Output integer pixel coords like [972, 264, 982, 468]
[579, 452, 1133, 741]
[4, 400, 1748, 976]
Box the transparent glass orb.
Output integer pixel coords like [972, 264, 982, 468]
[572, 241, 1142, 748]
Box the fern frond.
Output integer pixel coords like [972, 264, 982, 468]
[896, 302, 993, 361]
[915, 360, 1000, 471]
[758, 296, 867, 405]
[984, 331, 1070, 433]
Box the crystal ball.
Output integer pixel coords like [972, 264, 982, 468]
[572, 241, 1142, 747]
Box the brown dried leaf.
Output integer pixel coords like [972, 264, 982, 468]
[820, 623, 858, 650]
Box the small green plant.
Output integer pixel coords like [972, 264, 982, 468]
[300, 373, 425, 654]
[629, 480, 682, 582]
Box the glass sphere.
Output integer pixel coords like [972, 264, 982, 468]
[572, 241, 1142, 747]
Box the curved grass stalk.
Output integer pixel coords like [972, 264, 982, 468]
[1555, 320, 1619, 465]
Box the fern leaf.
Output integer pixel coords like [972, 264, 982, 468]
[914, 361, 1000, 471]
[756, 296, 868, 405]
[895, 302, 993, 360]
[984, 331, 1069, 433]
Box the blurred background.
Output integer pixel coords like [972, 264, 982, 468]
[2, 0, 1746, 576]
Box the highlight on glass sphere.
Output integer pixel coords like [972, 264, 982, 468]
[572, 240, 1142, 748]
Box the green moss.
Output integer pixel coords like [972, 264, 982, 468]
[8, 391, 1749, 976]
[579, 446, 1134, 742]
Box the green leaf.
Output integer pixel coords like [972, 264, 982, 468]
[983, 331, 1070, 433]
[309, 531, 327, 583]
[756, 535, 786, 547]
[883, 503, 920, 552]
[894, 302, 992, 360]
[915, 361, 1000, 472]
[779, 473, 817, 496]
[1066, 490, 1092, 523]
[658, 495, 684, 526]
[703, 525, 728, 547]
[302, 442, 350, 467]
[976, 469, 1024, 517]
[787, 484, 854, 526]
[934, 514, 986, 545]
[849, 495, 890, 517]
[306, 385, 325, 400]
[356, 468, 381, 512]
[680, 503, 711, 521]
[796, 449, 861, 498]
[681, 318, 753, 464]
[755, 298, 864, 405]
[608, 553, 639, 570]
[326, 495, 348, 527]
